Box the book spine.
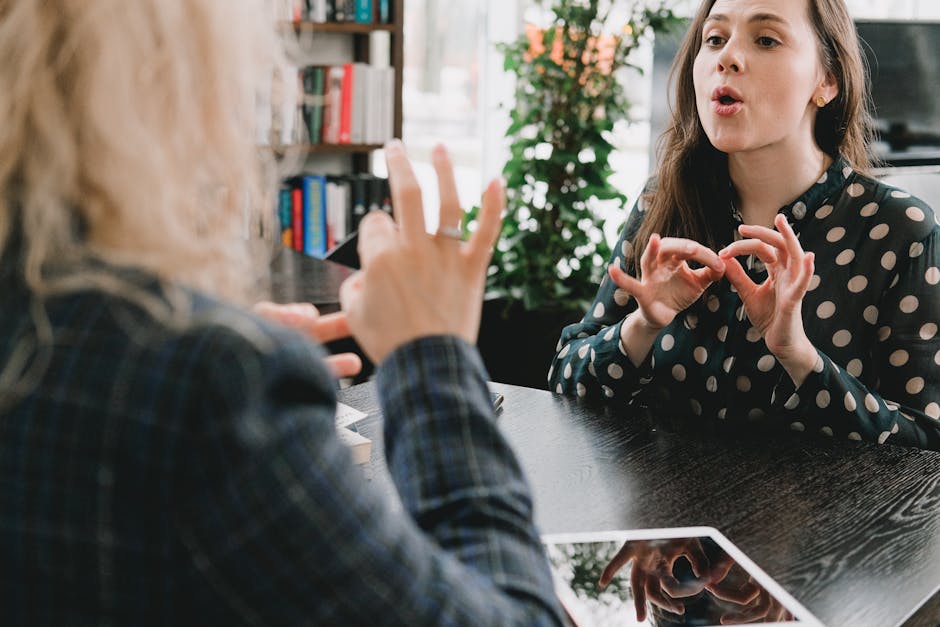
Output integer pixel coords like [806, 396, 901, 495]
[339, 63, 354, 144]
[378, 0, 389, 23]
[291, 186, 303, 251]
[354, 0, 372, 23]
[303, 175, 328, 257]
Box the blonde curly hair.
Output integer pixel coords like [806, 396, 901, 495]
[0, 0, 281, 304]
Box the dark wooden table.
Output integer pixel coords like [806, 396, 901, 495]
[337, 381, 940, 627]
[269, 247, 355, 314]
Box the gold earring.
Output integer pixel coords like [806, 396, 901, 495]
[816, 96, 827, 108]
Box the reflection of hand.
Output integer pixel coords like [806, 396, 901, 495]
[707, 570, 792, 625]
[253, 301, 362, 378]
[718, 214, 818, 385]
[339, 141, 503, 364]
[598, 539, 710, 622]
[609, 234, 725, 331]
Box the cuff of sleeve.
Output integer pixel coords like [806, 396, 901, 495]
[770, 350, 828, 417]
[589, 319, 653, 399]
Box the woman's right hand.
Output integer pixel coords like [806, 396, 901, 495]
[609, 234, 726, 331]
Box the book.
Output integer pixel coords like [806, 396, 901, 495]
[302, 174, 328, 257]
[291, 186, 303, 251]
[339, 62, 355, 144]
[354, 0, 372, 23]
[302, 66, 326, 145]
[321, 65, 344, 144]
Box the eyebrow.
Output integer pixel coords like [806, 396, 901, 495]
[704, 13, 790, 28]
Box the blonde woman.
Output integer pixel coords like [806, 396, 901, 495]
[0, 1, 564, 624]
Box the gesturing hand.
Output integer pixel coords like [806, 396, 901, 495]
[718, 214, 818, 384]
[339, 141, 503, 364]
[609, 234, 726, 330]
[253, 301, 363, 379]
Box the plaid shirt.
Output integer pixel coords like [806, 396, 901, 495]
[0, 272, 565, 626]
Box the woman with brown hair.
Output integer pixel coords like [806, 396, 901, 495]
[551, 0, 940, 449]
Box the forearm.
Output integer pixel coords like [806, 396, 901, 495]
[376, 336, 565, 621]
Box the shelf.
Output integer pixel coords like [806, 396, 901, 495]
[282, 21, 397, 35]
[300, 143, 384, 154]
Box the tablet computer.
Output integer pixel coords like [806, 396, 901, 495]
[542, 527, 822, 627]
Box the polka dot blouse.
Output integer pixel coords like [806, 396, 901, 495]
[549, 156, 940, 449]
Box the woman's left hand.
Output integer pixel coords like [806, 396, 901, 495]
[718, 214, 818, 386]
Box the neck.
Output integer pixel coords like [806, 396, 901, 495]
[728, 144, 831, 227]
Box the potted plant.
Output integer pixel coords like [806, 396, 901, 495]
[471, 0, 680, 389]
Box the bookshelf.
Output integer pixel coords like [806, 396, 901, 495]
[274, 0, 404, 260]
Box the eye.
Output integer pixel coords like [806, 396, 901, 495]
[704, 35, 726, 47]
[756, 36, 781, 48]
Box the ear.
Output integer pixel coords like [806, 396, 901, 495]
[816, 71, 839, 105]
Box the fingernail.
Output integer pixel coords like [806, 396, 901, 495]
[385, 139, 403, 154]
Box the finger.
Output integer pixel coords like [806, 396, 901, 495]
[718, 240, 779, 265]
[465, 178, 505, 270]
[639, 233, 660, 279]
[253, 301, 319, 326]
[682, 541, 710, 578]
[707, 578, 761, 605]
[338, 272, 364, 318]
[775, 213, 805, 268]
[691, 264, 725, 285]
[646, 582, 685, 615]
[384, 139, 426, 242]
[357, 210, 397, 269]
[737, 223, 787, 251]
[309, 311, 353, 344]
[631, 566, 647, 622]
[432, 144, 462, 234]
[325, 353, 363, 378]
[660, 573, 706, 598]
[657, 238, 726, 273]
[721, 257, 759, 300]
[599, 544, 634, 587]
[608, 264, 643, 295]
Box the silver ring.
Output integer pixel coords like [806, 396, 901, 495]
[435, 226, 463, 240]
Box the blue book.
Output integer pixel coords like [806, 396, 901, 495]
[302, 174, 328, 257]
[378, 0, 389, 22]
[354, 0, 372, 23]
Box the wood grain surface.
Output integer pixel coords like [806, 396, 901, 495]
[337, 381, 940, 627]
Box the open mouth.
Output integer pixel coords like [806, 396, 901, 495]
[718, 95, 739, 105]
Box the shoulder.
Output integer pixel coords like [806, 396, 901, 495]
[44, 273, 336, 433]
[838, 170, 939, 245]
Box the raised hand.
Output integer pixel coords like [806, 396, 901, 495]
[610, 234, 726, 331]
[718, 213, 818, 385]
[339, 141, 503, 364]
[253, 301, 363, 378]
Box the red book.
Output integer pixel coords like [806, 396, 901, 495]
[291, 187, 303, 251]
[339, 63, 354, 144]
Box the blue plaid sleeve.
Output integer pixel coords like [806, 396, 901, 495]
[175, 326, 565, 626]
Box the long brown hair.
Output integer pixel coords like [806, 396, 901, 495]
[631, 0, 874, 267]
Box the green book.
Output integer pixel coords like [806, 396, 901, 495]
[304, 66, 326, 145]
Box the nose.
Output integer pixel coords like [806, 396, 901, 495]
[717, 39, 743, 73]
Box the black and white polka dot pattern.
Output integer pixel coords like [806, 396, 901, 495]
[549, 156, 940, 449]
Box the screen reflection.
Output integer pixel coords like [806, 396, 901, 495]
[544, 536, 797, 626]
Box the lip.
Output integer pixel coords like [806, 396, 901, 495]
[711, 86, 744, 116]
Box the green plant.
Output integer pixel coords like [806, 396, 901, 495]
[469, 0, 680, 312]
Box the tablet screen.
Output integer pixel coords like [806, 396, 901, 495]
[542, 528, 821, 627]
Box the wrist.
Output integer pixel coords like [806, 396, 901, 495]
[776, 339, 819, 389]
